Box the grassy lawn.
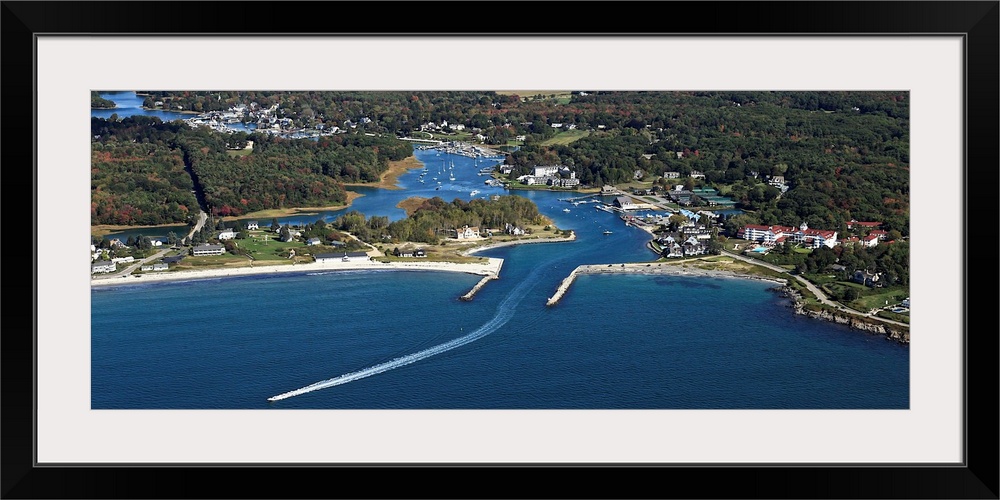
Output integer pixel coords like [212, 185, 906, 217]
[851, 287, 909, 311]
[877, 310, 910, 324]
[539, 129, 589, 146]
[226, 149, 252, 157]
[659, 255, 790, 281]
[792, 247, 813, 254]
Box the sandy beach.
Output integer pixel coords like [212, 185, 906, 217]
[461, 232, 576, 255]
[91, 257, 504, 287]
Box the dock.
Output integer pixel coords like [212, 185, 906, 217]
[545, 266, 582, 306]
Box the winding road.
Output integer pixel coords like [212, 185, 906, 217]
[720, 250, 909, 328]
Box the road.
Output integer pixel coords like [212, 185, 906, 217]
[183, 211, 208, 245]
[91, 247, 173, 282]
[720, 249, 909, 328]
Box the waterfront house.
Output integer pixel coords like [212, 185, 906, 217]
[504, 223, 525, 236]
[108, 238, 126, 249]
[246, 221, 259, 230]
[852, 270, 882, 287]
[414, 249, 426, 258]
[666, 243, 684, 258]
[613, 197, 637, 210]
[315, 252, 369, 263]
[683, 236, 706, 256]
[218, 228, 236, 240]
[140, 263, 169, 272]
[163, 255, 185, 264]
[91, 261, 116, 274]
[456, 225, 481, 239]
[111, 256, 135, 264]
[192, 244, 225, 256]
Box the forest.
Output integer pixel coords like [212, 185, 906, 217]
[327, 195, 545, 245]
[95, 91, 909, 240]
[90, 115, 412, 223]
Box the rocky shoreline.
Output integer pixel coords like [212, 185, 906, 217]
[772, 286, 910, 344]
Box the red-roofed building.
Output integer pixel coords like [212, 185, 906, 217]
[861, 233, 881, 247]
[739, 223, 838, 249]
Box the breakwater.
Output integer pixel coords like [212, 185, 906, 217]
[547, 262, 789, 306]
[460, 273, 499, 301]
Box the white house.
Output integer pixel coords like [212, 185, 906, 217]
[140, 263, 169, 272]
[456, 225, 481, 239]
[315, 252, 369, 263]
[612, 197, 637, 210]
[306, 237, 321, 246]
[218, 228, 236, 240]
[91, 261, 116, 274]
[246, 221, 259, 230]
[111, 256, 135, 264]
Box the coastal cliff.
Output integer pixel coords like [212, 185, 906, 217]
[775, 286, 910, 344]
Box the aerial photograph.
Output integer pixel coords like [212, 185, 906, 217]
[90, 90, 910, 409]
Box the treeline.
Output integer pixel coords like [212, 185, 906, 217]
[91, 91, 116, 109]
[91, 140, 199, 225]
[752, 239, 910, 287]
[96, 91, 909, 238]
[329, 196, 544, 244]
[91, 116, 415, 221]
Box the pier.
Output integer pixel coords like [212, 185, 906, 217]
[545, 266, 582, 306]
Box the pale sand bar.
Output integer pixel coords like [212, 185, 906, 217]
[91, 257, 504, 287]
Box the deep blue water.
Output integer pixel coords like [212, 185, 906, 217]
[91, 139, 909, 409]
[92, 91, 191, 122]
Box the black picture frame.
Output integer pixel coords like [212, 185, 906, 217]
[4, 2, 997, 498]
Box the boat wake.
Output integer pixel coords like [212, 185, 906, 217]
[267, 265, 546, 402]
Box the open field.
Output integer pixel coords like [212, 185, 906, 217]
[539, 129, 590, 146]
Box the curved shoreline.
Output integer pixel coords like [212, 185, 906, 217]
[91, 258, 503, 288]
[461, 232, 577, 256]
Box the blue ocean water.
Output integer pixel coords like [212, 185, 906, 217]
[90, 111, 909, 409]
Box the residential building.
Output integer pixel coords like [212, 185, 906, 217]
[91, 261, 116, 274]
[246, 221, 259, 230]
[306, 238, 321, 246]
[613, 197, 637, 210]
[218, 228, 236, 240]
[192, 244, 225, 256]
[663, 171, 681, 179]
[140, 263, 169, 272]
[456, 225, 481, 239]
[315, 252, 370, 263]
